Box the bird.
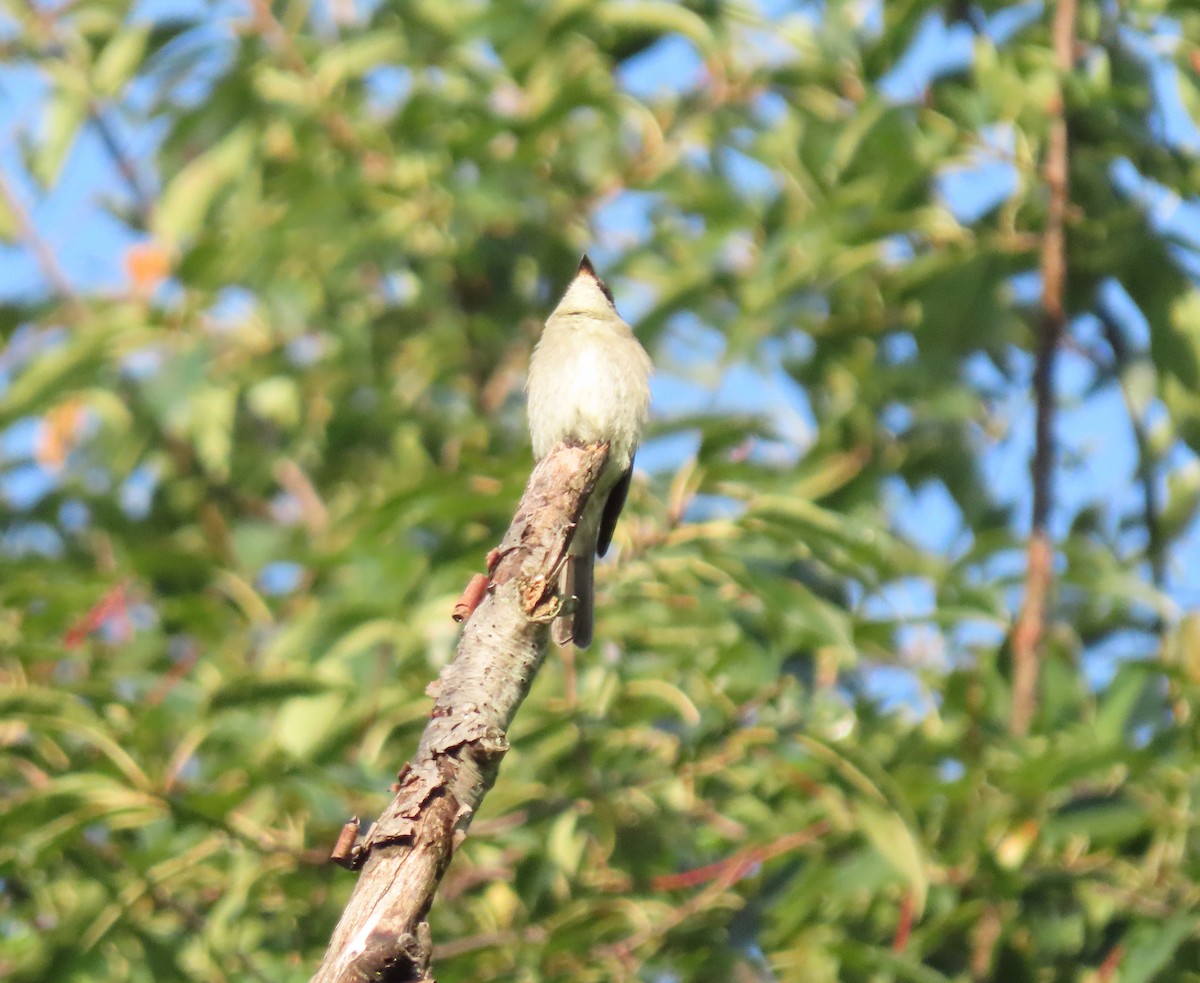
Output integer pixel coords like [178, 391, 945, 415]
[525, 256, 653, 648]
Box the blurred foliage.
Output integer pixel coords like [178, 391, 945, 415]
[2, 0, 1200, 980]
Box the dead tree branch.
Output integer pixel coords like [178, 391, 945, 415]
[311, 441, 610, 983]
[1011, 0, 1077, 737]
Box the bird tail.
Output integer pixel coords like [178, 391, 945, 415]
[553, 551, 594, 649]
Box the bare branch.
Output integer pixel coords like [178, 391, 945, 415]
[1011, 0, 1077, 737]
[87, 100, 154, 228]
[311, 441, 610, 983]
[0, 165, 83, 315]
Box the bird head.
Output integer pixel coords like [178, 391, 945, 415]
[550, 255, 618, 319]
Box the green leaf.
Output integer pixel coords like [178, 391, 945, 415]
[1043, 794, 1151, 847]
[315, 34, 406, 91]
[595, 2, 717, 53]
[32, 89, 87, 186]
[153, 125, 257, 244]
[857, 803, 929, 916]
[1161, 459, 1200, 541]
[92, 27, 150, 97]
[837, 943, 953, 983]
[1166, 289, 1200, 391]
[188, 384, 236, 480]
[0, 185, 19, 242]
[1093, 661, 1157, 746]
[1120, 914, 1198, 983]
[208, 675, 331, 711]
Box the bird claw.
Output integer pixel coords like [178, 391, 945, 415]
[530, 593, 572, 624]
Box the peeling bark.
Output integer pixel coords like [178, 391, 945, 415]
[311, 441, 610, 983]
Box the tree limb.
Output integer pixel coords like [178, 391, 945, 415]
[311, 441, 610, 983]
[1011, 0, 1076, 737]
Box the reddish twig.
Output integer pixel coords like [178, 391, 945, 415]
[1098, 944, 1124, 982]
[1011, 0, 1077, 737]
[451, 574, 489, 623]
[330, 817, 363, 870]
[274, 458, 330, 535]
[145, 639, 201, 707]
[596, 820, 830, 969]
[63, 579, 132, 649]
[892, 888, 915, 953]
[651, 821, 829, 892]
[452, 548, 505, 622]
[971, 906, 1002, 978]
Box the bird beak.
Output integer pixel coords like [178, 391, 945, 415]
[576, 254, 615, 305]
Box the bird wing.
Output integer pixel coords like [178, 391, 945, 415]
[596, 463, 633, 558]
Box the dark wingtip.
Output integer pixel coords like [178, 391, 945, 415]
[575, 254, 614, 305]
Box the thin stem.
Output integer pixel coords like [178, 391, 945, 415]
[1011, 0, 1077, 737]
[0, 165, 83, 314]
[88, 100, 154, 227]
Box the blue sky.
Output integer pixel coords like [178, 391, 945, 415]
[2, 0, 1199, 701]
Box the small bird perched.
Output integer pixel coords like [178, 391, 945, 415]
[526, 256, 653, 648]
